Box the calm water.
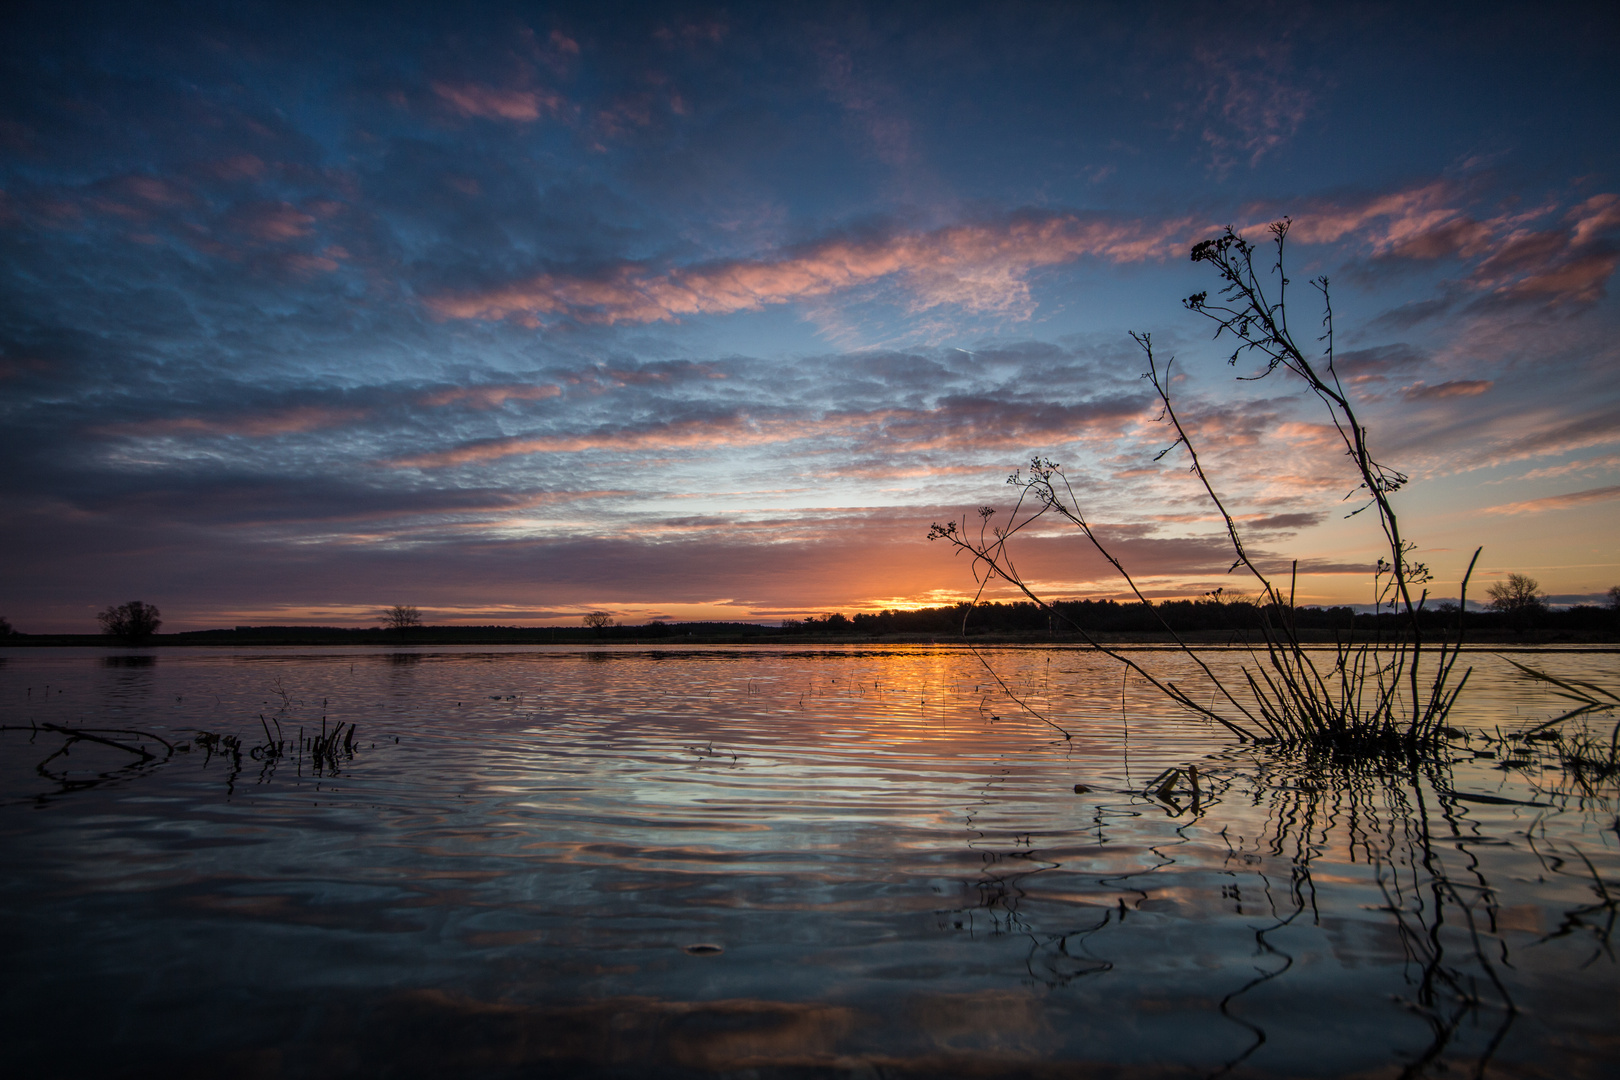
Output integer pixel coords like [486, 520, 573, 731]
[2, 644, 1616, 1079]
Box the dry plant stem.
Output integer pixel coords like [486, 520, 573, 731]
[937, 494, 1260, 742]
[966, 645, 1070, 739]
[1141, 333, 1481, 744]
[1186, 221, 1440, 731]
[933, 219, 1479, 753]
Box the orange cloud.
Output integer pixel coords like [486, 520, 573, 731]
[1286, 181, 1469, 250]
[1286, 182, 1620, 305]
[421, 184, 1619, 327]
[425, 212, 1201, 325]
[1495, 249, 1619, 305]
[1402, 379, 1493, 401]
[1517, 453, 1620, 482]
[234, 200, 316, 242]
[100, 405, 367, 438]
[432, 81, 565, 122]
[1484, 485, 1620, 515]
[418, 383, 562, 408]
[1570, 192, 1620, 247]
[391, 415, 837, 468]
[389, 398, 1147, 469]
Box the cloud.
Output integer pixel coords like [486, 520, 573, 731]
[1287, 181, 1481, 251]
[1402, 380, 1492, 401]
[1517, 454, 1620, 482]
[389, 394, 1150, 469]
[1192, 42, 1314, 170]
[1447, 407, 1620, 474]
[1484, 485, 1620, 515]
[425, 211, 1200, 326]
[231, 200, 317, 242]
[56, 477, 620, 530]
[431, 81, 566, 123]
[1333, 344, 1431, 386]
[1287, 183, 1620, 306]
[418, 180, 1620, 332]
[418, 384, 562, 409]
[97, 405, 369, 438]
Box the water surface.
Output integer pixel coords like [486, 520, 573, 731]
[2, 645, 1616, 1078]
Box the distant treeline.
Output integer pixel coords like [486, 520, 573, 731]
[7, 598, 1615, 646]
[784, 599, 1620, 637]
[193, 598, 1620, 641]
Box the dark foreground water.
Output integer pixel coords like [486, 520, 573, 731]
[1, 644, 1616, 1079]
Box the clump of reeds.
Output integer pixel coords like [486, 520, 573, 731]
[1499, 662, 1620, 795]
[248, 712, 358, 777]
[932, 220, 1479, 756]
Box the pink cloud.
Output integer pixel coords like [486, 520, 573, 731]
[1286, 182, 1620, 306]
[1193, 44, 1313, 170]
[432, 81, 565, 122]
[420, 183, 1617, 330]
[426, 212, 1200, 326]
[100, 405, 368, 438]
[1484, 485, 1620, 515]
[283, 252, 341, 275]
[391, 397, 1147, 470]
[1517, 453, 1620, 482]
[391, 416, 798, 468]
[1402, 380, 1493, 401]
[418, 383, 563, 408]
[233, 200, 316, 242]
[1494, 249, 1619, 304]
[1286, 181, 1471, 250]
[119, 175, 192, 207]
[203, 154, 267, 181]
[1570, 192, 1620, 247]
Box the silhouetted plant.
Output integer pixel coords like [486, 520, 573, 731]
[97, 600, 162, 642]
[932, 219, 1479, 754]
[0, 615, 12, 636]
[583, 611, 616, 631]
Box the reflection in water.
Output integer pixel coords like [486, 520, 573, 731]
[102, 654, 157, 667]
[2, 721, 174, 796]
[948, 752, 1536, 1075]
[0, 645, 1615, 1078]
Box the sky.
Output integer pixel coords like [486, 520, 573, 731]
[2, 1, 1618, 633]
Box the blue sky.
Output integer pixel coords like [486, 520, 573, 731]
[3, 1, 1618, 631]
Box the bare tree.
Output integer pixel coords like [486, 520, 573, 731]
[0, 615, 13, 636]
[98, 601, 162, 641]
[1608, 585, 1620, 611]
[1486, 574, 1545, 615]
[583, 611, 615, 631]
[385, 605, 422, 635]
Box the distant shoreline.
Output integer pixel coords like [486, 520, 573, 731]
[5, 629, 1616, 650]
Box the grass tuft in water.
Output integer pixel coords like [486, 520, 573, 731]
[932, 220, 1483, 757]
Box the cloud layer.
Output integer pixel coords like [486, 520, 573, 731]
[1, 4, 1617, 630]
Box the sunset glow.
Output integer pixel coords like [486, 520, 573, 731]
[3, 4, 1617, 631]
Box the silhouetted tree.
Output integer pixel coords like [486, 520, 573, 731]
[583, 611, 615, 631]
[0, 615, 13, 636]
[1487, 574, 1545, 615]
[1608, 584, 1620, 611]
[1487, 573, 1545, 631]
[98, 601, 162, 641]
[385, 605, 422, 636]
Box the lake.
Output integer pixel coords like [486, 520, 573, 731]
[2, 644, 1616, 1079]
